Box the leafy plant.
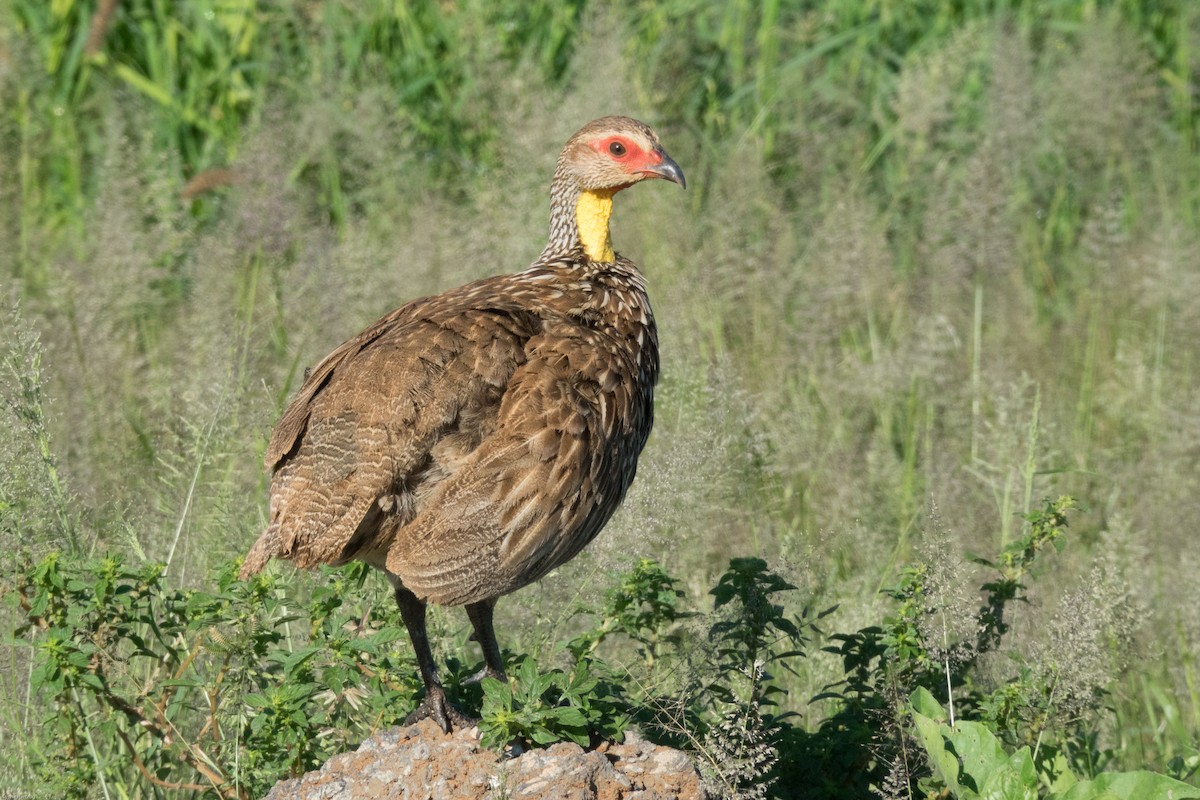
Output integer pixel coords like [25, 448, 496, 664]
[8, 553, 423, 798]
[911, 687, 1200, 800]
[801, 498, 1095, 796]
[5, 509, 1197, 798]
[616, 557, 826, 800]
[974, 496, 1077, 653]
[567, 556, 689, 667]
[478, 655, 624, 750]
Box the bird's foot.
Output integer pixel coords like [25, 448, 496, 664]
[463, 665, 507, 686]
[404, 686, 475, 734]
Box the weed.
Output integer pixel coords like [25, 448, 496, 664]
[478, 656, 624, 751]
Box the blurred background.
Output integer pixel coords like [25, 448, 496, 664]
[1, 0, 1198, 795]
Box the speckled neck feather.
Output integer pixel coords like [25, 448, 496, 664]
[540, 160, 620, 264]
[541, 163, 586, 261]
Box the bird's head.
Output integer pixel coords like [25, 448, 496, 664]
[559, 116, 686, 193]
[552, 116, 684, 263]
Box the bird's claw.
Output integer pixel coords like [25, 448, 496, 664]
[404, 688, 475, 733]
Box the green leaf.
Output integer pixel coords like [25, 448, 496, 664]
[1044, 751, 1079, 795]
[566, 672, 597, 696]
[480, 676, 512, 706]
[552, 706, 587, 727]
[276, 645, 322, 674]
[910, 689, 1024, 798]
[1050, 771, 1200, 800]
[977, 747, 1037, 800]
[78, 672, 104, 692]
[244, 692, 270, 709]
[911, 703, 964, 795]
[349, 627, 407, 649]
[945, 720, 1011, 793]
[30, 661, 52, 691]
[559, 725, 591, 746]
[530, 673, 554, 700]
[530, 726, 558, 744]
[911, 687, 948, 721]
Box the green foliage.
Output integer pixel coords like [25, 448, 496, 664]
[8, 552, 806, 794]
[975, 496, 1077, 650]
[621, 0, 1196, 173]
[912, 687, 1037, 800]
[567, 556, 689, 666]
[911, 687, 1200, 800]
[829, 498, 1079, 690]
[478, 655, 624, 751]
[702, 557, 811, 718]
[9, 554, 425, 797]
[801, 499, 1099, 796]
[695, 558, 821, 798]
[5, 503, 1198, 797]
[3, 0, 598, 269]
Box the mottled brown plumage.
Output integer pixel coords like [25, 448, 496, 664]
[239, 116, 684, 730]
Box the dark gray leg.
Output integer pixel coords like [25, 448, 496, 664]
[464, 599, 507, 684]
[394, 583, 471, 732]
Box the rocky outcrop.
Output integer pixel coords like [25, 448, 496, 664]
[263, 720, 713, 800]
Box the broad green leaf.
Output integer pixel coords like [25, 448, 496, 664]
[977, 747, 1037, 800]
[78, 672, 104, 692]
[350, 627, 407, 648]
[911, 707, 964, 795]
[560, 725, 591, 746]
[517, 658, 538, 682]
[1051, 770, 1200, 800]
[532, 673, 554, 698]
[530, 725, 558, 744]
[552, 706, 587, 727]
[946, 720, 1011, 793]
[911, 687, 948, 721]
[567, 674, 597, 695]
[244, 692, 270, 709]
[1044, 751, 1079, 794]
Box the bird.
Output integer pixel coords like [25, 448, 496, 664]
[239, 116, 685, 732]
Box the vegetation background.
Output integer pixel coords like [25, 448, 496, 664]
[1, 0, 1198, 797]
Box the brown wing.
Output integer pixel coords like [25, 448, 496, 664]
[239, 289, 538, 578]
[385, 321, 651, 606]
[264, 306, 412, 471]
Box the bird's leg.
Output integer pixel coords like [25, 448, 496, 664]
[394, 583, 472, 733]
[464, 599, 507, 685]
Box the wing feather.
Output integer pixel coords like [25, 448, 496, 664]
[240, 290, 536, 578]
[386, 331, 644, 606]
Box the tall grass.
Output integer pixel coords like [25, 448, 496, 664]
[2, 0, 1199, 794]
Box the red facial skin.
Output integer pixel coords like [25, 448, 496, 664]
[588, 136, 664, 177]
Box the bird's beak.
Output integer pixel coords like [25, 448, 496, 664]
[640, 150, 686, 189]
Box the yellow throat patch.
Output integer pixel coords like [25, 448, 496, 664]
[575, 189, 616, 262]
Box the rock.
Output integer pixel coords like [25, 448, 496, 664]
[262, 721, 713, 800]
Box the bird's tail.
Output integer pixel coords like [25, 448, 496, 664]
[238, 527, 280, 579]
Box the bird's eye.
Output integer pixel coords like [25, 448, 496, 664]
[608, 141, 627, 157]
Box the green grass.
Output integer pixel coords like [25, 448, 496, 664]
[2, 0, 1199, 796]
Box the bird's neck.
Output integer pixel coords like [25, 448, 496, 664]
[543, 171, 617, 263]
[575, 189, 616, 262]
